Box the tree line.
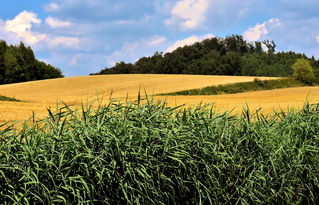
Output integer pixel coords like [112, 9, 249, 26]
[0, 40, 63, 84]
[92, 35, 319, 77]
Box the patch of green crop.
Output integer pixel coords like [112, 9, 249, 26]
[0, 95, 21, 102]
[160, 78, 306, 96]
[1, 97, 319, 204]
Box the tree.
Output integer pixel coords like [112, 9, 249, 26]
[0, 41, 6, 82]
[93, 35, 319, 77]
[3, 48, 19, 83]
[262, 40, 276, 54]
[292, 58, 316, 85]
[220, 51, 242, 75]
[135, 57, 153, 73]
[254, 42, 263, 53]
[0, 40, 63, 84]
[262, 40, 276, 64]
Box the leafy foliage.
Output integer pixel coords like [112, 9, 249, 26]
[1, 99, 319, 204]
[93, 35, 319, 77]
[161, 78, 306, 96]
[292, 58, 316, 85]
[0, 40, 64, 84]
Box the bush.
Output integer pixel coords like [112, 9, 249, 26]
[161, 78, 305, 96]
[254, 78, 265, 86]
[292, 58, 316, 85]
[0, 95, 20, 102]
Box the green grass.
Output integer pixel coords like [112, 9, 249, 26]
[0, 95, 21, 102]
[159, 78, 306, 96]
[1, 98, 319, 204]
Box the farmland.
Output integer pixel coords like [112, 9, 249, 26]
[0, 74, 279, 122]
[0, 74, 318, 123]
[155, 86, 319, 113]
[1, 74, 319, 204]
[2, 0, 319, 203]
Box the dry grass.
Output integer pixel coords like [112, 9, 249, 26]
[0, 74, 312, 122]
[0, 74, 275, 103]
[154, 86, 319, 114]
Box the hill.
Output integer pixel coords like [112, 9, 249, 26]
[154, 86, 319, 113]
[0, 74, 318, 123]
[93, 35, 319, 77]
[0, 40, 63, 84]
[0, 74, 274, 103]
[0, 74, 276, 122]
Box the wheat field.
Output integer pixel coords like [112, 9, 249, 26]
[154, 86, 319, 114]
[0, 74, 317, 123]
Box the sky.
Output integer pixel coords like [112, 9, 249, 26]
[0, 0, 319, 77]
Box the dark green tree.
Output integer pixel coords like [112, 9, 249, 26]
[220, 51, 242, 75]
[93, 35, 318, 78]
[0, 40, 63, 84]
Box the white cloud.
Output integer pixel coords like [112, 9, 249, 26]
[45, 3, 60, 11]
[165, 34, 214, 53]
[316, 36, 319, 44]
[3, 11, 47, 45]
[165, 0, 209, 30]
[164, 0, 259, 31]
[243, 18, 283, 41]
[149, 37, 166, 46]
[46, 17, 72, 28]
[49, 36, 80, 49]
[0, 11, 82, 51]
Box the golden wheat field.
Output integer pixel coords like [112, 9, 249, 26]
[0, 74, 317, 123]
[154, 87, 319, 114]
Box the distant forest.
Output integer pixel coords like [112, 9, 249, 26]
[93, 35, 319, 77]
[0, 40, 63, 84]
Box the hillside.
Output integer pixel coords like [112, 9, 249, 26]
[0, 74, 274, 103]
[0, 74, 318, 123]
[93, 35, 319, 77]
[0, 40, 63, 84]
[154, 86, 319, 112]
[0, 74, 276, 122]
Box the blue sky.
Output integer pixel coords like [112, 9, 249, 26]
[1, 0, 319, 76]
